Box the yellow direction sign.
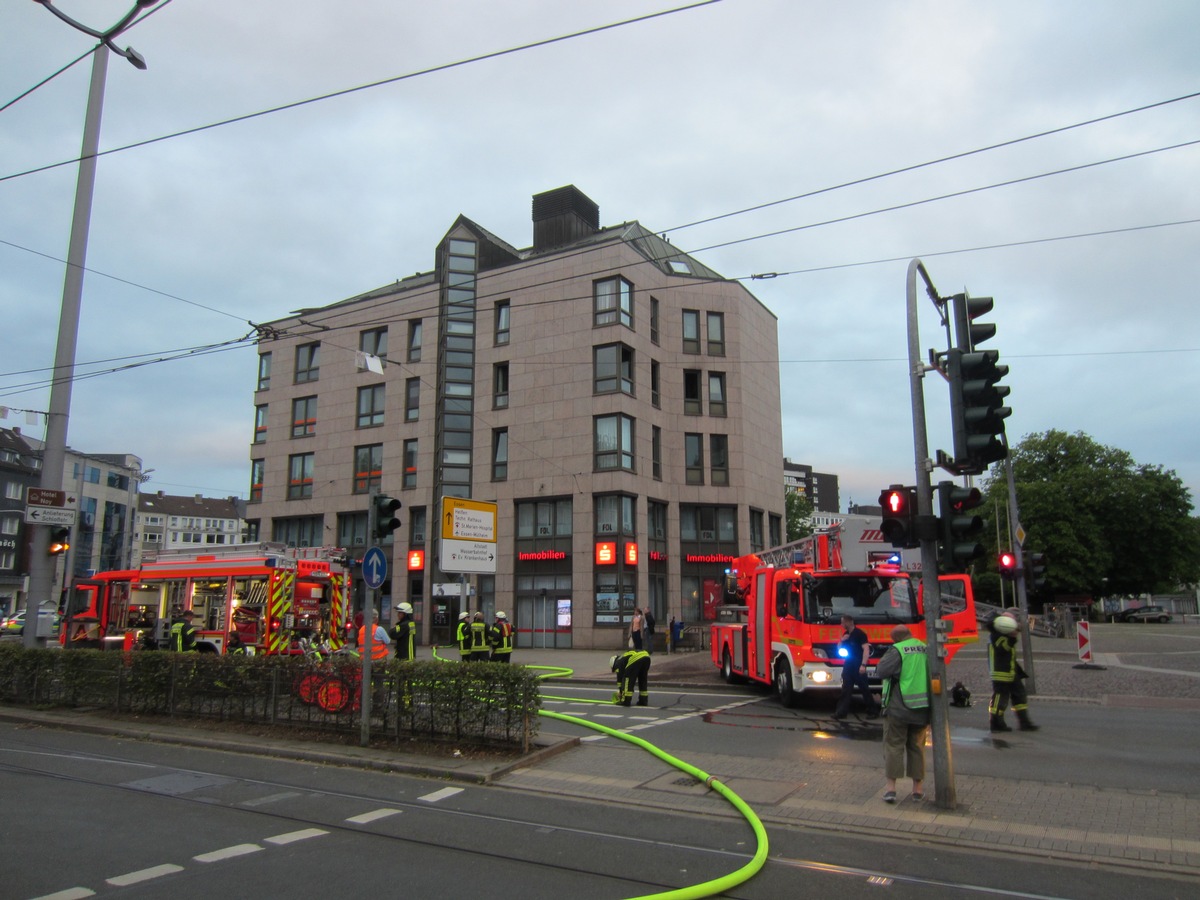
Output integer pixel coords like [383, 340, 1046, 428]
[440, 497, 498, 574]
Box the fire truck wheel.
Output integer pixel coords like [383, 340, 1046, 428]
[721, 650, 743, 685]
[775, 659, 798, 708]
[296, 672, 323, 705]
[317, 676, 352, 713]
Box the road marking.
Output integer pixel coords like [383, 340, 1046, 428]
[420, 786, 463, 803]
[241, 791, 304, 807]
[194, 844, 262, 863]
[264, 829, 327, 845]
[30, 889, 95, 900]
[106, 864, 184, 886]
[346, 808, 403, 824]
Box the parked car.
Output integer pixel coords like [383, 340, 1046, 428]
[0, 609, 62, 636]
[1119, 606, 1172, 624]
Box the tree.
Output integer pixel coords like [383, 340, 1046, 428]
[981, 430, 1199, 599]
[786, 490, 815, 543]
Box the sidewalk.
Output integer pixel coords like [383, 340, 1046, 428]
[4, 645, 1198, 879]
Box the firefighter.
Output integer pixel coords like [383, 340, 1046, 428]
[391, 602, 416, 661]
[226, 631, 248, 655]
[456, 611, 472, 659]
[357, 616, 391, 663]
[468, 611, 491, 661]
[988, 613, 1038, 732]
[169, 609, 199, 652]
[489, 611, 514, 663]
[610, 649, 651, 706]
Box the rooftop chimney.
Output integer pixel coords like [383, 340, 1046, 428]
[532, 185, 600, 252]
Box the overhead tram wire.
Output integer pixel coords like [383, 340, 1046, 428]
[0, 0, 725, 185]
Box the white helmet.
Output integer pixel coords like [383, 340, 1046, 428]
[395, 602, 413, 615]
[609, 654, 619, 671]
[993, 614, 1018, 635]
[458, 612, 470, 621]
[495, 611, 507, 620]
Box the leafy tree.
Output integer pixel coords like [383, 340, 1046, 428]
[980, 430, 1198, 599]
[786, 490, 815, 542]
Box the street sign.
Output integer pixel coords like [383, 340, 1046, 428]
[24, 506, 77, 526]
[28, 488, 70, 508]
[440, 497, 498, 574]
[362, 546, 388, 590]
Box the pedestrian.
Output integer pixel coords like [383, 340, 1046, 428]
[629, 608, 644, 650]
[169, 609, 199, 652]
[456, 611, 471, 660]
[833, 614, 880, 719]
[610, 648, 651, 706]
[391, 602, 416, 661]
[988, 613, 1038, 732]
[489, 610, 514, 662]
[469, 611, 491, 661]
[876, 624, 930, 803]
[643, 607, 656, 654]
[357, 615, 391, 663]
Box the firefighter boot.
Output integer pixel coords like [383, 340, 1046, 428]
[990, 714, 1012, 733]
[637, 695, 649, 706]
[622, 697, 633, 707]
[1016, 709, 1040, 731]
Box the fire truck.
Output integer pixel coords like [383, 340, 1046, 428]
[61, 543, 351, 655]
[710, 523, 978, 705]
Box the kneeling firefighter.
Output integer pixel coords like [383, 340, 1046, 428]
[610, 649, 651, 706]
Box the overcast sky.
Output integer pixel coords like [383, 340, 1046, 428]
[2, 0, 1197, 517]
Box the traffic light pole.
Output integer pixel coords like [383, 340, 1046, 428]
[361, 492, 379, 747]
[905, 259, 956, 810]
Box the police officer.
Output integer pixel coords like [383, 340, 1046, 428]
[489, 611, 514, 663]
[391, 602, 416, 661]
[468, 611, 491, 661]
[610, 648, 651, 706]
[456, 611, 471, 660]
[170, 609, 199, 652]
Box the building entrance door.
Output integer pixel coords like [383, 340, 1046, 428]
[516, 592, 571, 648]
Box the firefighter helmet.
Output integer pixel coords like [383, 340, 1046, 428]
[993, 614, 1018, 634]
[395, 602, 413, 615]
[458, 612, 470, 621]
[609, 654, 618, 671]
[495, 611, 507, 620]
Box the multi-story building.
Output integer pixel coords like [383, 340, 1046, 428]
[248, 186, 784, 650]
[135, 491, 246, 565]
[0, 426, 41, 616]
[783, 457, 840, 513]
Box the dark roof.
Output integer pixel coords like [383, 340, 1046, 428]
[139, 492, 243, 519]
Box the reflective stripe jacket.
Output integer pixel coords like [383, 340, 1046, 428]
[878, 637, 930, 724]
[490, 621, 514, 656]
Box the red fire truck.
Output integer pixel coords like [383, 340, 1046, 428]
[61, 543, 351, 655]
[710, 525, 978, 705]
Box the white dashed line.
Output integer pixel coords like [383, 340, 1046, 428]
[194, 844, 262, 863]
[346, 808, 403, 824]
[106, 864, 184, 887]
[241, 791, 303, 807]
[264, 829, 328, 845]
[420, 787, 464, 803]
[29, 889, 95, 900]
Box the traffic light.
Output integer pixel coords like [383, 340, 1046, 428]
[1026, 552, 1048, 592]
[946, 291, 1011, 475]
[878, 485, 919, 549]
[373, 494, 402, 542]
[48, 527, 71, 556]
[935, 481, 985, 573]
[998, 550, 1018, 580]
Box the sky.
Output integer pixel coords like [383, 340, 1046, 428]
[2, 0, 1198, 516]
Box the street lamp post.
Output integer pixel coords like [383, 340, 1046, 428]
[24, 2, 161, 648]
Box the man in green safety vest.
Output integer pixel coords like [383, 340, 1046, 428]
[875, 624, 930, 804]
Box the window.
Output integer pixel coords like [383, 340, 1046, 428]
[291, 396, 316, 438]
[750, 508, 765, 552]
[249, 459, 264, 503]
[710, 434, 729, 486]
[648, 501, 667, 542]
[652, 426, 662, 481]
[594, 414, 635, 472]
[680, 505, 737, 544]
[1, 513, 19, 535]
[410, 507, 427, 544]
[685, 433, 704, 485]
[594, 276, 633, 328]
[708, 372, 727, 417]
[405, 378, 420, 422]
[257, 353, 272, 391]
[253, 404, 268, 443]
[338, 512, 368, 548]
[684, 370, 702, 415]
[492, 428, 508, 481]
[595, 494, 635, 536]
[516, 499, 573, 538]
[707, 311, 725, 356]
[294, 343, 320, 383]
[407, 319, 422, 363]
[495, 300, 510, 345]
[594, 343, 634, 395]
[403, 439, 418, 489]
[769, 514, 783, 547]
[272, 516, 323, 548]
[356, 384, 385, 428]
[353, 444, 383, 494]
[360, 327, 388, 362]
[650, 361, 660, 408]
[493, 363, 509, 409]
[287, 453, 314, 499]
[650, 296, 660, 345]
[682, 309, 700, 354]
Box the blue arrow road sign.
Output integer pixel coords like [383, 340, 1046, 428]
[363, 546, 388, 590]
